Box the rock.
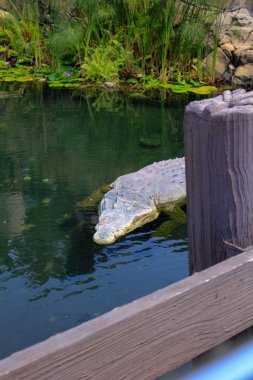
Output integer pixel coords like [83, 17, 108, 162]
[234, 48, 253, 64]
[210, 2, 253, 85]
[219, 34, 231, 45]
[234, 9, 253, 27]
[227, 26, 252, 49]
[220, 42, 235, 59]
[226, 10, 253, 48]
[202, 47, 229, 78]
[0, 1, 8, 11]
[228, 63, 236, 73]
[103, 82, 117, 89]
[0, 8, 9, 18]
[233, 62, 253, 85]
[231, 75, 247, 86]
[219, 8, 253, 48]
[139, 138, 161, 148]
[228, 0, 248, 11]
[224, 72, 232, 82]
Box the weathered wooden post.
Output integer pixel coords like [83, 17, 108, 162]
[184, 89, 253, 273]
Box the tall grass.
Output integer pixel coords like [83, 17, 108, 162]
[0, 0, 229, 82]
[2, 0, 45, 66]
[106, 0, 226, 82]
[48, 21, 83, 68]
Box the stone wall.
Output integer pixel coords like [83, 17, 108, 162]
[203, 0, 253, 86]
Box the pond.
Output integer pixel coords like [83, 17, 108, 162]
[0, 85, 189, 359]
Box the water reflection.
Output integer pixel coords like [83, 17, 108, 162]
[0, 85, 189, 358]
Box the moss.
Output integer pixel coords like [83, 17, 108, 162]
[76, 184, 112, 210]
[153, 202, 187, 238]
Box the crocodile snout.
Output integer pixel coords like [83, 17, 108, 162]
[93, 229, 116, 245]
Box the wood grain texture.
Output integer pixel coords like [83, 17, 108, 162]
[0, 248, 253, 380]
[185, 89, 253, 272]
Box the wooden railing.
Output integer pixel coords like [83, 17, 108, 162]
[0, 248, 252, 380]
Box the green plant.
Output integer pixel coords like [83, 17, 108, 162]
[0, 0, 229, 85]
[110, 0, 225, 83]
[1, 0, 45, 66]
[81, 38, 133, 83]
[73, 0, 115, 60]
[49, 22, 83, 68]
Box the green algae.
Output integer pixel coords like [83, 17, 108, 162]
[153, 204, 187, 239]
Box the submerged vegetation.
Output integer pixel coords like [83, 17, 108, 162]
[0, 0, 229, 93]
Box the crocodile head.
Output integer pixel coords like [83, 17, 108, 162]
[93, 190, 159, 244]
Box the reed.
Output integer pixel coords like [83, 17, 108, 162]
[0, 0, 229, 83]
[2, 0, 45, 66]
[48, 21, 83, 68]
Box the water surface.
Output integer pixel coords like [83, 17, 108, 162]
[0, 86, 189, 358]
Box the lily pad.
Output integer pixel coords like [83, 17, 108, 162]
[2, 77, 16, 82]
[16, 76, 34, 82]
[188, 86, 217, 95]
[48, 81, 80, 89]
[159, 82, 216, 94]
[48, 72, 60, 81]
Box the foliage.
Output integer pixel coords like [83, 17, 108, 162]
[1, 0, 46, 66]
[47, 67, 84, 88]
[48, 21, 83, 68]
[0, 0, 229, 87]
[81, 38, 134, 83]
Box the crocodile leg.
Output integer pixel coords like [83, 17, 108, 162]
[152, 205, 186, 239]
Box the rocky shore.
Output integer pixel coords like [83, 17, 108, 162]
[204, 0, 253, 86]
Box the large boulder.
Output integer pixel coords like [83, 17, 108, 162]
[0, 1, 8, 10]
[234, 47, 253, 64]
[202, 47, 229, 79]
[205, 3, 253, 86]
[232, 62, 253, 85]
[220, 8, 253, 49]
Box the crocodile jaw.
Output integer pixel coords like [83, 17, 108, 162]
[93, 208, 159, 245]
[93, 229, 117, 245]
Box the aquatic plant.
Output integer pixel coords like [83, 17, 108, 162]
[1, 0, 46, 66]
[48, 21, 83, 68]
[73, 0, 115, 60]
[105, 0, 226, 83]
[0, 0, 230, 87]
[81, 38, 134, 83]
[171, 0, 225, 81]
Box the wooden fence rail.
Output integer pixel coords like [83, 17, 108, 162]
[0, 247, 253, 380]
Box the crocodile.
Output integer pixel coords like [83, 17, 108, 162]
[93, 157, 186, 245]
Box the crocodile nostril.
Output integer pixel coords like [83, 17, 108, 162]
[93, 230, 115, 245]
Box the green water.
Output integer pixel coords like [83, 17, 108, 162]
[0, 86, 189, 359]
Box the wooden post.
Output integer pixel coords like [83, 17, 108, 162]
[184, 89, 253, 273]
